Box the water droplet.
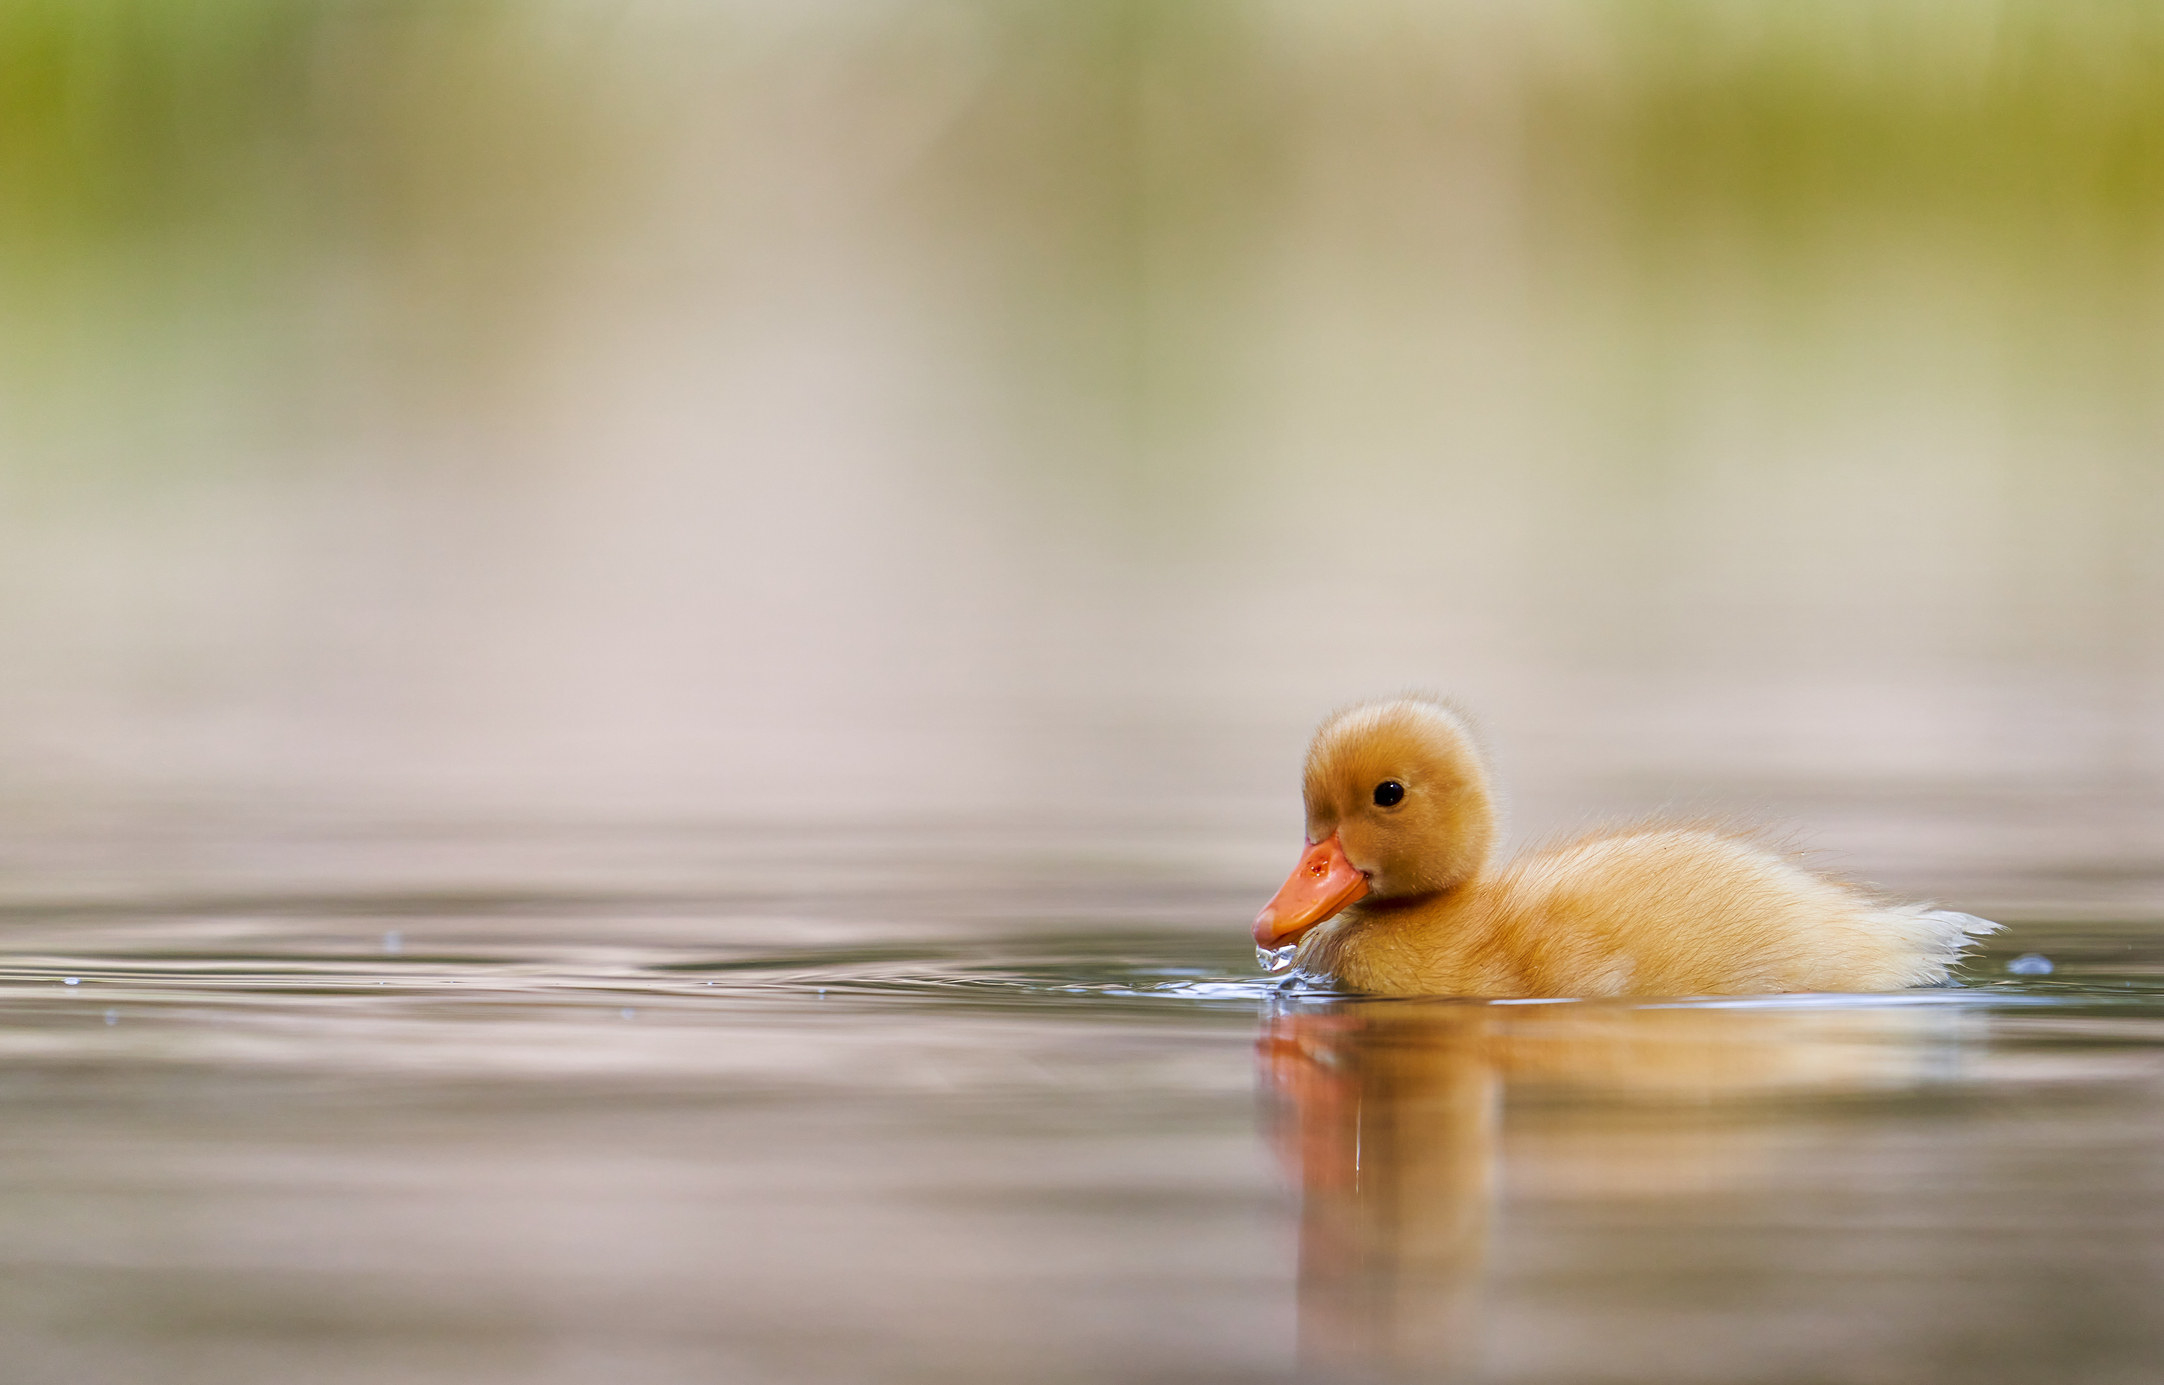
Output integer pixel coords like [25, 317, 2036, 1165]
[1256, 943, 1300, 975]
[2007, 952, 2054, 976]
[103, 1010, 117, 1026]
[383, 931, 403, 954]
[62, 977, 79, 986]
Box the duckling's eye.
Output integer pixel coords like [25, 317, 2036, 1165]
[1373, 780, 1405, 808]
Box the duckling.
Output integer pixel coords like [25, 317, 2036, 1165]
[1253, 697, 1996, 997]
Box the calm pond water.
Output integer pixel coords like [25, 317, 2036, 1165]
[6, 2, 2164, 1380]
[2, 820, 2160, 1385]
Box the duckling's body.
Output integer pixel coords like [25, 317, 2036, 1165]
[1255, 698, 1993, 998]
[1296, 825, 1984, 997]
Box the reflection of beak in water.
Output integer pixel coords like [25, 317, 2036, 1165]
[1259, 999, 1972, 1379]
[1260, 1003, 1497, 1377]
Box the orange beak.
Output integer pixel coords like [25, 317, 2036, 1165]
[1253, 833, 1370, 947]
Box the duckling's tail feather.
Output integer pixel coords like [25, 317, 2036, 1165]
[1921, 908, 2001, 939]
[1881, 904, 2001, 986]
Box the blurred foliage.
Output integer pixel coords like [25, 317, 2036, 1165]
[1544, 1, 2164, 277]
[0, 0, 618, 466]
[929, 0, 2164, 248]
[914, 0, 2164, 310]
[0, 0, 315, 247]
[892, 0, 2164, 505]
[7, 0, 2164, 472]
[0, 0, 616, 258]
[900, 1, 1285, 491]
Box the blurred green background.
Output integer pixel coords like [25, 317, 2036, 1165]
[2, 0, 2160, 910]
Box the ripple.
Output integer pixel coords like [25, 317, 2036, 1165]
[4, 914, 2161, 1021]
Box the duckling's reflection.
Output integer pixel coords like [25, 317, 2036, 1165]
[1259, 997, 1969, 1380]
[1260, 1002, 1496, 1378]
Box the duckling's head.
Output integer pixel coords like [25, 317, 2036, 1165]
[1254, 697, 1497, 948]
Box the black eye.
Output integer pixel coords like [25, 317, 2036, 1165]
[1373, 780, 1405, 807]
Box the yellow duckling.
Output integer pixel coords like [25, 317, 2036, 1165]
[1253, 696, 1995, 997]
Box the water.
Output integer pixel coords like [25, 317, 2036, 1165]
[4, 2, 2164, 1379]
[2, 823, 2161, 1385]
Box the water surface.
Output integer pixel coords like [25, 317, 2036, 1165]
[2, 824, 2160, 1384]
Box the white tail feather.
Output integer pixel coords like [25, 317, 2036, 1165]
[1883, 905, 2001, 986]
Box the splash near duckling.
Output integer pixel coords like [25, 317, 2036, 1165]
[1255, 696, 1998, 998]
